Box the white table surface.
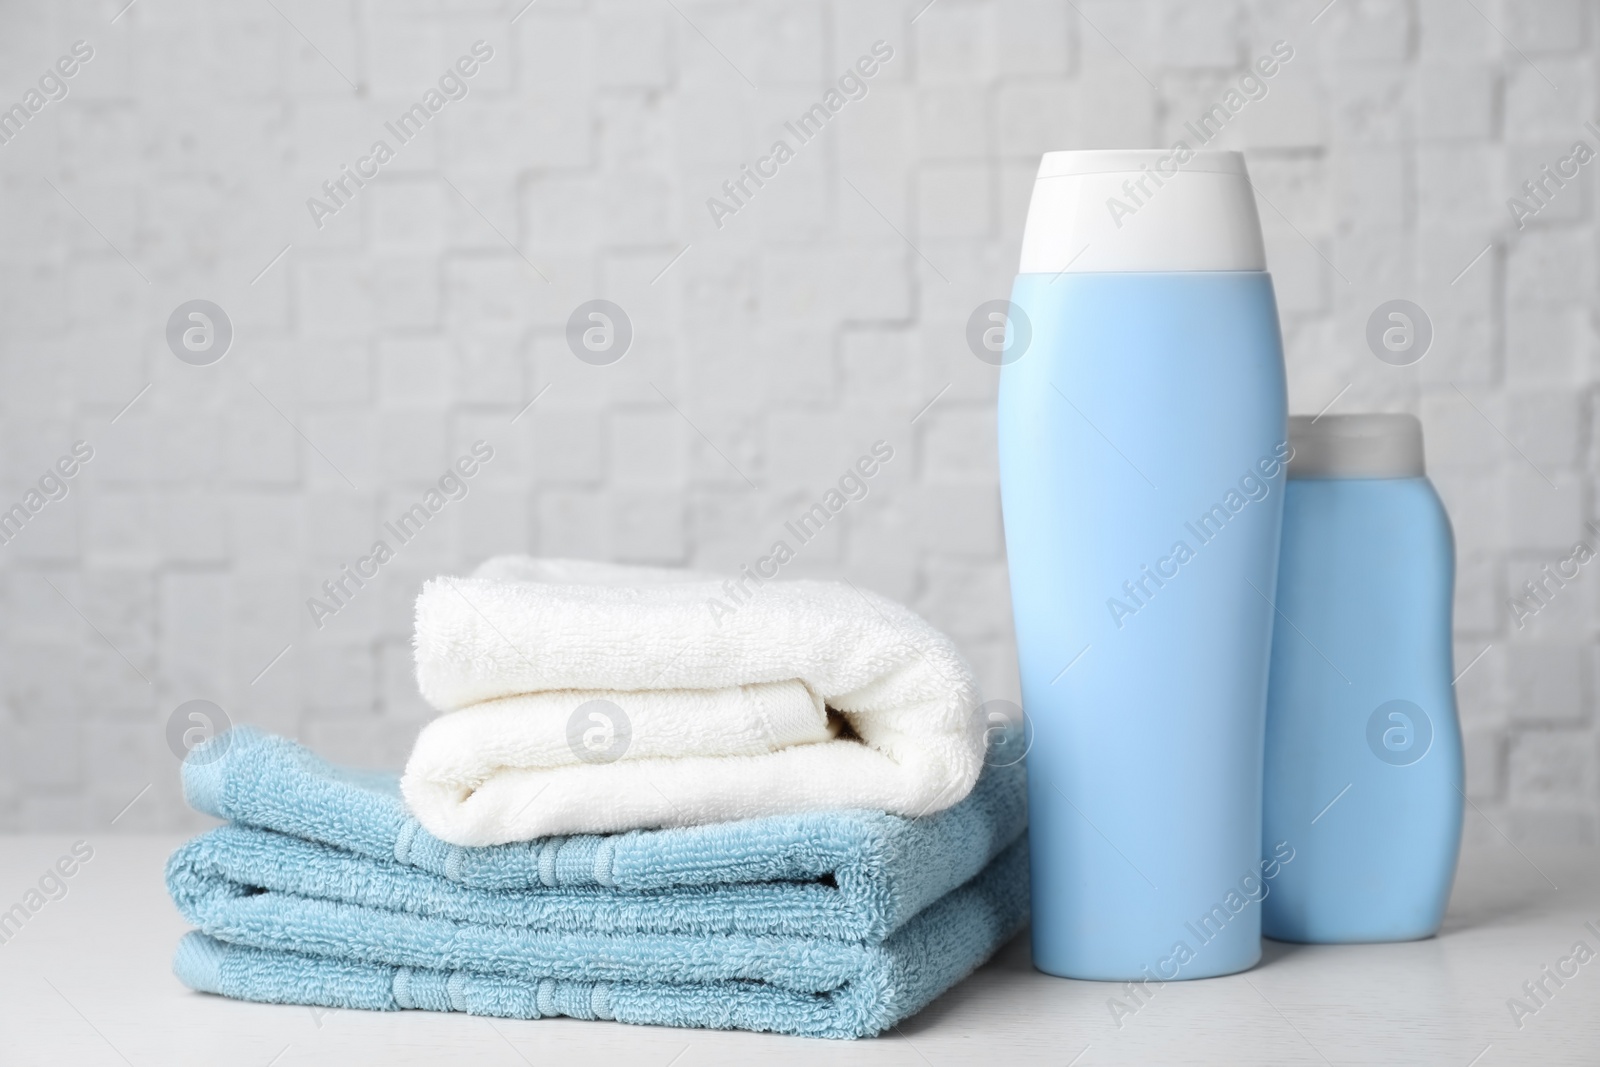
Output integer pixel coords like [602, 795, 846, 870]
[0, 835, 1594, 1066]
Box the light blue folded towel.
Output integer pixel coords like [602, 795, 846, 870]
[167, 728, 1028, 1038]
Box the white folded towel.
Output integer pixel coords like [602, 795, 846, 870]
[402, 556, 986, 845]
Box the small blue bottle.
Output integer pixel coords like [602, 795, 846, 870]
[1262, 414, 1463, 943]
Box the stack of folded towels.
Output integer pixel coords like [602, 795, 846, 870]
[166, 557, 1029, 1039]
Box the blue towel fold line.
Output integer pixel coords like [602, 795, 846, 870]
[167, 728, 1030, 1038]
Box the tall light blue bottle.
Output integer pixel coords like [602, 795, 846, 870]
[998, 150, 1287, 981]
[1262, 415, 1463, 942]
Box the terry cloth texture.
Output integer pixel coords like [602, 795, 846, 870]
[405, 556, 988, 845]
[409, 679, 838, 787]
[167, 728, 1030, 1039]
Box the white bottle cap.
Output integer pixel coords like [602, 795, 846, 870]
[1288, 414, 1426, 479]
[1018, 149, 1267, 274]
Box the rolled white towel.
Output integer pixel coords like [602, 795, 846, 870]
[402, 556, 986, 845]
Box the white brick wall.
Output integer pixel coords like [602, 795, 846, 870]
[0, 0, 1595, 842]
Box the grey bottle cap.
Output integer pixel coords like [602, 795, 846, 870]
[1288, 414, 1425, 479]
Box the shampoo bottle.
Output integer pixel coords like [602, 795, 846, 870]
[1262, 414, 1463, 942]
[999, 149, 1287, 980]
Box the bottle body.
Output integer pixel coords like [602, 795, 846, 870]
[1000, 270, 1288, 980]
[1261, 475, 1462, 943]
